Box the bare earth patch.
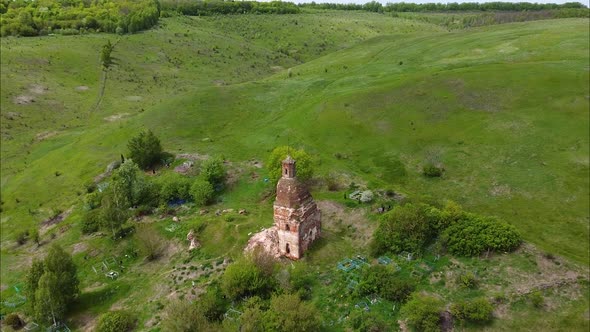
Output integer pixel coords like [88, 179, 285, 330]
[104, 113, 130, 122]
[40, 208, 73, 232]
[36, 131, 59, 141]
[75, 85, 90, 91]
[125, 95, 142, 102]
[29, 84, 48, 95]
[13, 95, 35, 105]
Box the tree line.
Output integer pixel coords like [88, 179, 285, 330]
[159, 0, 300, 16]
[299, 1, 587, 13]
[0, 0, 160, 37]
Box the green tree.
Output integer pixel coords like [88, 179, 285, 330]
[25, 259, 45, 315]
[101, 40, 115, 70]
[199, 157, 225, 186]
[190, 178, 214, 206]
[44, 244, 79, 305]
[267, 146, 313, 185]
[127, 130, 163, 170]
[35, 272, 65, 326]
[100, 192, 130, 238]
[400, 294, 443, 332]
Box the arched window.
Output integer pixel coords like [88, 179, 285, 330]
[285, 224, 290, 231]
[286, 243, 290, 254]
[284, 168, 288, 175]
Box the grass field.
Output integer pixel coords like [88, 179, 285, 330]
[0, 10, 588, 331]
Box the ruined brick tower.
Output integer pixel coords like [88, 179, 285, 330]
[273, 156, 321, 260]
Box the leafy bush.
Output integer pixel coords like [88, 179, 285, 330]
[356, 265, 415, 302]
[456, 271, 478, 289]
[136, 225, 164, 261]
[127, 130, 163, 170]
[451, 297, 494, 323]
[82, 209, 101, 234]
[157, 174, 192, 204]
[370, 204, 435, 256]
[347, 310, 389, 332]
[265, 293, 321, 332]
[400, 294, 443, 332]
[199, 158, 225, 187]
[15, 230, 29, 245]
[196, 286, 228, 322]
[221, 258, 274, 300]
[422, 162, 443, 177]
[4, 313, 23, 329]
[96, 310, 136, 332]
[190, 179, 214, 206]
[529, 290, 544, 308]
[441, 215, 521, 256]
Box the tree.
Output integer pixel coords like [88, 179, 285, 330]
[28, 244, 79, 325]
[190, 178, 214, 206]
[26, 259, 45, 315]
[199, 157, 225, 187]
[127, 130, 163, 170]
[100, 192, 130, 239]
[44, 244, 79, 305]
[35, 272, 65, 326]
[400, 294, 443, 332]
[267, 146, 314, 185]
[101, 40, 115, 70]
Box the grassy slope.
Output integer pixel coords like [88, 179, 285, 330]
[0, 11, 588, 330]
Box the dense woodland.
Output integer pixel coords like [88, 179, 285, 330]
[0, 0, 588, 37]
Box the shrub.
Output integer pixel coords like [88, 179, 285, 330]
[199, 158, 225, 187]
[196, 286, 228, 322]
[158, 174, 192, 204]
[4, 313, 23, 329]
[423, 163, 443, 177]
[401, 294, 443, 332]
[347, 310, 388, 332]
[456, 271, 478, 289]
[96, 310, 136, 332]
[136, 225, 164, 261]
[529, 290, 544, 308]
[357, 265, 415, 303]
[127, 130, 163, 170]
[190, 179, 214, 206]
[265, 293, 321, 332]
[82, 209, 101, 234]
[15, 230, 29, 245]
[441, 215, 521, 256]
[221, 259, 274, 300]
[370, 204, 435, 256]
[451, 297, 494, 323]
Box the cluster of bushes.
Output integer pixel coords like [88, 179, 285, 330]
[0, 0, 160, 37]
[161, 250, 320, 331]
[82, 130, 224, 239]
[160, 0, 300, 16]
[370, 201, 521, 257]
[96, 310, 136, 332]
[355, 265, 416, 302]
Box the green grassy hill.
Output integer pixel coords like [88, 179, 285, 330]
[0, 10, 588, 331]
